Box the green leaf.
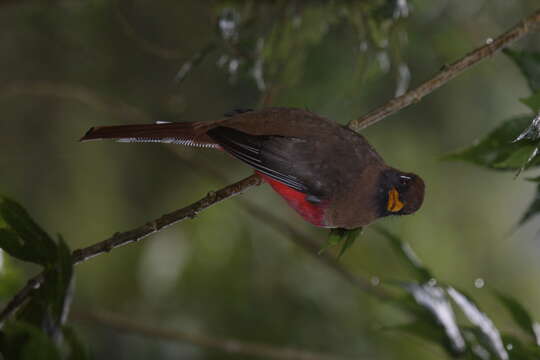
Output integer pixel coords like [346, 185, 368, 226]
[319, 227, 362, 258]
[447, 287, 508, 360]
[403, 282, 466, 355]
[375, 227, 432, 282]
[520, 92, 540, 113]
[494, 290, 540, 346]
[0, 196, 57, 266]
[18, 236, 74, 337]
[500, 334, 540, 359]
[444, 116, 540, 171]
[0, 321, 62, 360]
[338, 227, 362, 259]
[492, 145, 537, 169]
[504, 49, 540, 93]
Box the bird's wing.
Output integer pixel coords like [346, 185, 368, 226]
[207, 126, 327, 198]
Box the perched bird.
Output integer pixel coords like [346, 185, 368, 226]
[81, 107, 424, 229]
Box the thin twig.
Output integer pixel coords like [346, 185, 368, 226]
[2, 6, 540, 333]
[72, 174, 261, 263]
[114, 1, 185, 60]
[174, 42, 217, 84]
[0, 78, 389, 301]
[0, 175, 261, 327]
[0, 81, 150, 124]
[348, 8, 540, 131]
[75, 310, 359, 360]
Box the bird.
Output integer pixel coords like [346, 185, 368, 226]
[80, 107, 424, 229]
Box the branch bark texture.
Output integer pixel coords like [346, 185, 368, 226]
[348, 8, 540, 131]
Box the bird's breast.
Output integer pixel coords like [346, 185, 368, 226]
[257, 173, 328, 227]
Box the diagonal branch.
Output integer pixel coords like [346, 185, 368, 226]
[2, 6, 540, 335]
[75, 310, 359, 360]
[348, 8, 540, 131]
[0, 175, 261, 327]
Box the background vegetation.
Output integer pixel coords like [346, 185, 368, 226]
[1, 0, 540, 359]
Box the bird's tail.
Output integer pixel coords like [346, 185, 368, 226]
[80, 122, 217, 148]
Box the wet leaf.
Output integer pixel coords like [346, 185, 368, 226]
[447, 287, 508, 360]
[375, 227, 432, 282]
[500, 334, 540, 359]
[405, 283, 466, 355]
[513, 112, 540, 143]
[492, 145, 537, 170]
[494, 290, 540, 346]
[0, 196, 57, 266]
[18, 236, 74, 338]
[520, 92, 540, 113]
[444, 116, 540, 171]
[0, 321, 62, 360]
[504, 49, 540, 93]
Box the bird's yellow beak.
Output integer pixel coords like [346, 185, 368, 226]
[387, 187, 404, 212]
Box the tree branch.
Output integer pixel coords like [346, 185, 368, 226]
[72, 174, 261, 262]
[0, 81, 150, 124]
[2, 6, 540, 337]
[0, 175, 261, 327]
[114, 1, 185, 60]
[348, 8, 540, 131]
[75, 310, 359, 360]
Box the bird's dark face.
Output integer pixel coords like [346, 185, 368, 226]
[378, 169, 425, 217]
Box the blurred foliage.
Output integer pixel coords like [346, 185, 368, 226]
[1, 0, 540, 359]
[447, 47, 540, 226]
[180, 0, 412, 102]
[0, 197, 88, 359]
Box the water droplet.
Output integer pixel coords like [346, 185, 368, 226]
[371, 276, 380, 286]
[394, 0, 410, 19]
[506, 343, 513, 351]
[292, 16, 302, 28]
[174, 62, 192, 83]
[218, 8, 240, 41]
[228, 59, 240, 74]
[428, 278, 437, 286]
[395, 63, 411, 97]
[217, 55, 229, 67]
[359, 41, 368, 52]
[475, 278, 485, 288]
[485, 37, 494, 45]
[376, 51, 390, 73]
[252, 38, 266, 91]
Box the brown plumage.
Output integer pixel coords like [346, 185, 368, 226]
[81, 107, 424, 229]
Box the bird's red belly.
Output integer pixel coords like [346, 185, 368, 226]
[257, 173, 326, 227]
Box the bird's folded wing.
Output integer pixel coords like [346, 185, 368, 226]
[207, 126, 321, 195]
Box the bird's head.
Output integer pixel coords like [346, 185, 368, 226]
[378, 169, 425, 217]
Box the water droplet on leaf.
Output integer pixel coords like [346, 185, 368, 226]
[474, 278, 485, 288]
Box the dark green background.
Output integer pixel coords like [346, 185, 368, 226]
[1, 1, 539, 358]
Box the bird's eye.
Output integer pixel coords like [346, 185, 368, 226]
[399, 175, 411, 186]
